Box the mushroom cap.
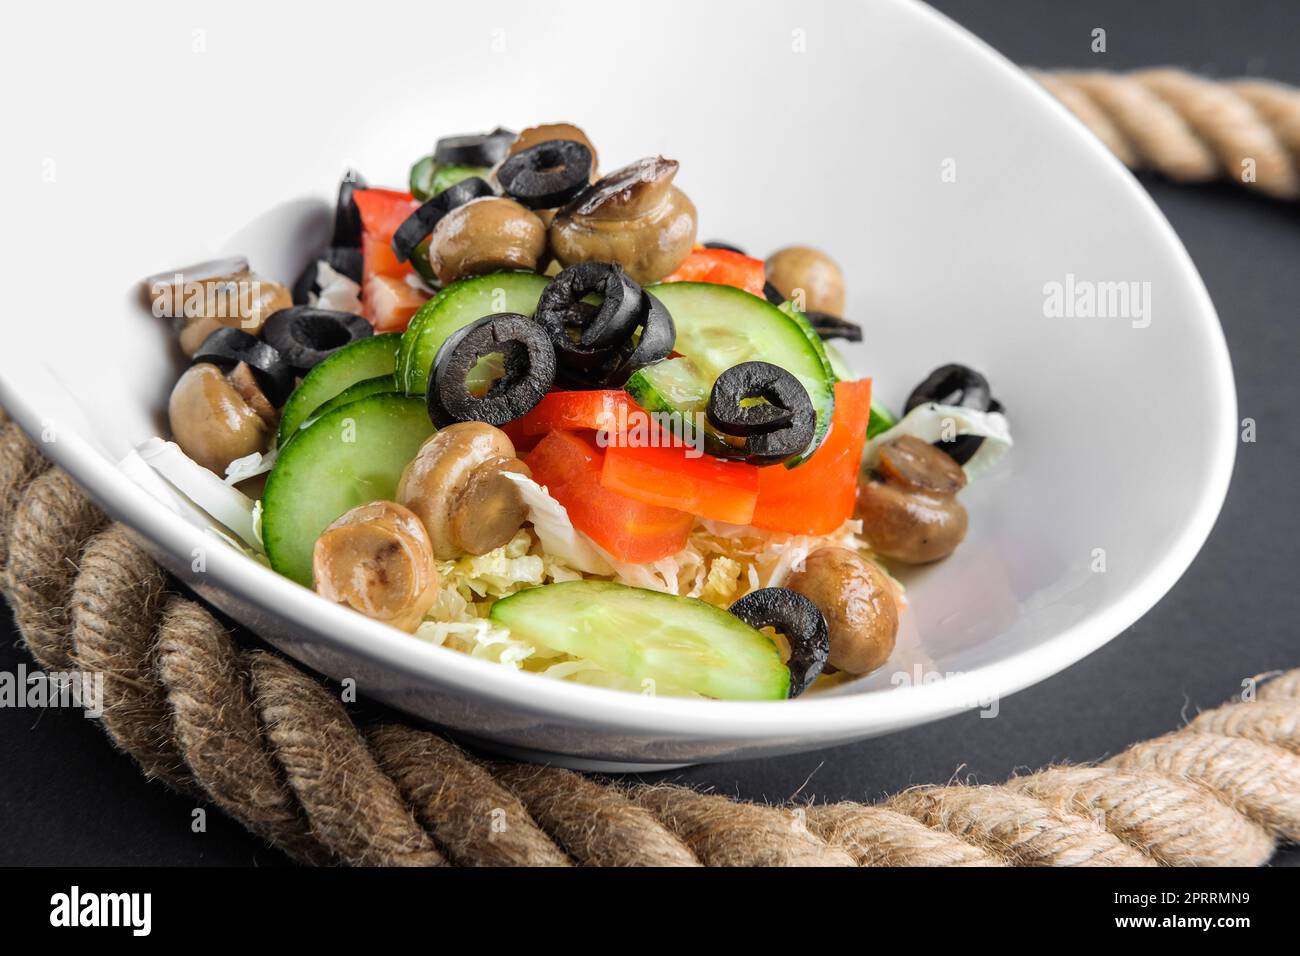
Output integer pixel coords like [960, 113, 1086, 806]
[785, 547, 899, 675]
[549, 163, 697, 285]
[855, 479, 968, 564]
[397, 422, 526, 559]
[168, 362, 271, 475]
[312, 500, 439, 633]
[450, 457, 532, 555]
[877, 434, 968, 495]
[428, 196, 547, 285]
[764, 245, 846, 317]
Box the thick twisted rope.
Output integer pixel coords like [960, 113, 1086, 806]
[1034, 68, 1300, 198]
[2, 416, 1298, 866]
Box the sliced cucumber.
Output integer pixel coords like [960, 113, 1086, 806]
[397, 271, 549, 394]
[276, 333, 401, 445]
[636, 282, 837, 465]
[409, 155, 437, 199]
[410, 155, 489, 201]
[489, 581, 791, 700]
[823, 340, 853, 381]
[300, 375, 398, 429]
[818, 334, 896, 438]
[778, 300, 837, 384]
[263, 394, 435, 586]
[867, 400, 898, 439]
[626, 355, 710, 414]
[406, 238, 439, 287]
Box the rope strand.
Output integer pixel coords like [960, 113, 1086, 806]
[1034, 69, 1300, 198]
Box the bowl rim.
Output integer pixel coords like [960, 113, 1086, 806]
[0, 0, 1236, 742]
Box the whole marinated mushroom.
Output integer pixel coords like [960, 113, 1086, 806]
[167, 362, 275, 475]
[764, 246, 845, 317]
[427, 196, 547, 285]
[145, 257, 292, 356]
[397, 422, 532, 559]
[786, 547, 899, 676]
[313, 501, 440, 633]
[855, 434, 968, 563]
[548, 157, 698, 284]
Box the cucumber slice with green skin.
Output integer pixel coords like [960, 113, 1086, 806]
[867, 400, 897, 439]
[394, 284, 454, 392]
[777, 300, 837, 384]
[276, 333, 401, 446]
[410, 155, 437, 199]
[409, 156, 489, 201]
[626, 355, 710, 414]
[409, 238, 440, 287]
[635, 282, 837, 466]
[263, 394, 435, 586]
[297, 375, 398, 431]
[489, 581, 791, 700]
[397, 271, 550, 395]
[823, 340, 853, 381]
[820, 339, 896, 438]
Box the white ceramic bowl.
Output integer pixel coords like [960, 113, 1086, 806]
[1, 0, 1234, 769]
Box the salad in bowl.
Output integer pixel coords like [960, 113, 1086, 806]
[139, 123, 1012, 702]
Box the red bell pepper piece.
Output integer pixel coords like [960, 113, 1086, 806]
[601, 443, 759, 525]
[353, 188, 422, 330]
[526, 430, 693, 563]
[353, 187, 420, 285]
[503, 390, 642, 451]
[662, 246, 766, 298]
[750, 378, 873, 536]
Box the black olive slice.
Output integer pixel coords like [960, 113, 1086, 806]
[807, 311, 863, 343]
[536, 262, 643, 349]
[391, 177, 495, 263]
[729, 588, 829, 698]
[763, 280, 786, 306]
[706, 361, 816, 464]
[262, 306, 373, 373]
[498, 140, 593, 209]
[427, 313, 556, 427]
[903, 364, 998, 465]
[703, 240, 747, 255]
[536, 265, 675, 387]
[332, 169, 368, 248]
[433, 128, 515, 167]
[191, 327, 295, 407]
[904, 363, 992, 414]
[620, 292, 675, 375]
[554, 295, 673, 389]
[291, 247, 365, 305]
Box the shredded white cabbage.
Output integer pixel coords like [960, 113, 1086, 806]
[224, 448, 277, 486]
[500, 471, 613, 575]
[133, 438, 262, 550]
[865, 402, 1012, 480]
[309, 260, 363, 314]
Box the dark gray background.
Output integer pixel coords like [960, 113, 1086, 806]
[2, 0, 1298, 865]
